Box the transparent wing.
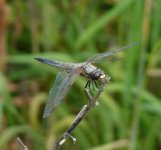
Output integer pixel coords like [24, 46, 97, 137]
[43, 72, 66, 118]
[91, 57, 124, 64]
[86, 42, 138, 64]
[43, 69, 81, 118]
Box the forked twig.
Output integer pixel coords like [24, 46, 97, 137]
[17, 138, 29, 150]
[53, 76, 110, 150]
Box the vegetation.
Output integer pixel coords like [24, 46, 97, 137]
[0, 0, 161, 150]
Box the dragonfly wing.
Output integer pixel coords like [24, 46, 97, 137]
[43, 69, 81, 118]
[91, 57, 125, 64]
[35, 57, 74, 71]
[43, 72, 66, 118]
[86, 42, 138, 64]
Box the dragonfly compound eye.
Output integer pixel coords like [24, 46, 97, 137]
[92, 70, 104, 80]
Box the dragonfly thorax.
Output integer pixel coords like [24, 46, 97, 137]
[82, 65, 106, 81]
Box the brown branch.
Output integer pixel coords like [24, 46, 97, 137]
[17, 138, 29, 150]
[53, 76, 110, 150]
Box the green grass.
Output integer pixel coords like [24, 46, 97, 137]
[1, 0, 161, 150]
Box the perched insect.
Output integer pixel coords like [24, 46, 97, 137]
[35, 42, 138, 118]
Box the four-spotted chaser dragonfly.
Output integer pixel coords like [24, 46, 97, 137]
[35, 42, 138, 118]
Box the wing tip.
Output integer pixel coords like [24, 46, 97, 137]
[43, 107, 55, 118]
[43, 113, 49, 118]
[43, 110, 52, 118]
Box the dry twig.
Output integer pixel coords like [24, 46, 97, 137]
[53, 76, 110, 150]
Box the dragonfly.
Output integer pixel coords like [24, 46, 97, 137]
[35, 42, 138, 118]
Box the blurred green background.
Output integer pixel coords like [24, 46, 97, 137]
[0, 0, 161, 150]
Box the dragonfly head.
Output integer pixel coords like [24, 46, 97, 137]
[98, 73, 110, 85]
[98, 71, 111, 83]
[90, 68, 107, 82]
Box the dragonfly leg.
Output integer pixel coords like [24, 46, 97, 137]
[84, 88, 97, 107]
[93, 76, 110, 100]
[91, 80, 98, 92]
[84, 80, 96, 107]
[84, 80, 99, 107]
[85, 80, 90, 89]
[94, 80, 99, 89]
[84, 86, 93, 101]
[84, 76, 110, 107]
[85, 79, 93, 94]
